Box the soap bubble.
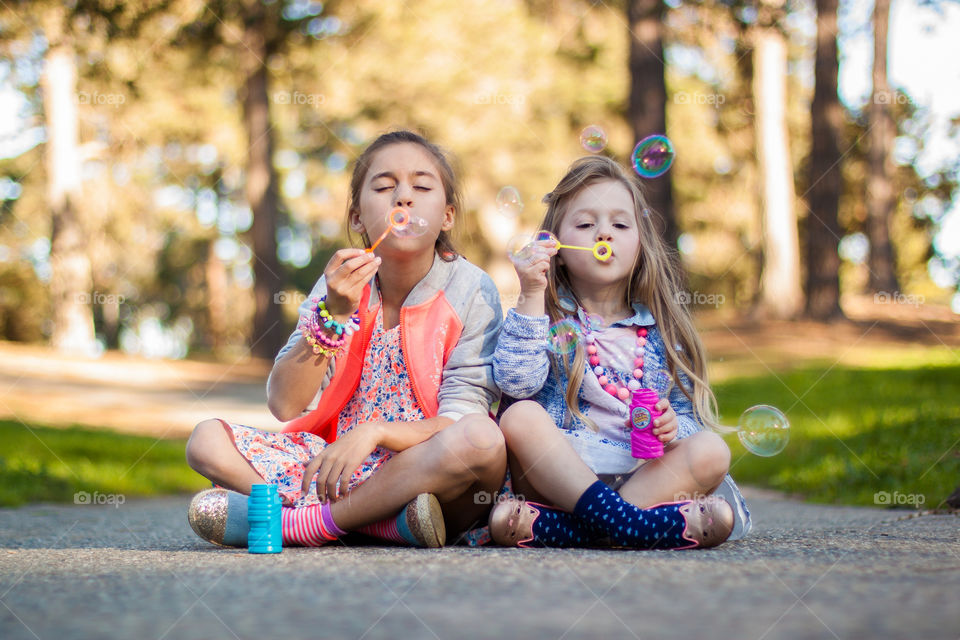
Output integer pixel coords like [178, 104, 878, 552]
[546, 318, 581, 355]
[580, 125, 607, 153]
[737, 405, 789, 457]
[506, 234, 536, 262]
[534, 230, 559, 245]
[507, 231, 558, 264]
[631, 135, 675, 179]
[388, 208, 429, 237]
[496, 186, 523, 218]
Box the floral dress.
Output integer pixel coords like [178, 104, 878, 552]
[223, 309, 425, 507]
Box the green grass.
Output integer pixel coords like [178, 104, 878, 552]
[715, 360, 960, 508]
[0, 420, 209, 507]
[3, 354, 958, 510]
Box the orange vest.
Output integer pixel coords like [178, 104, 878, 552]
[282, 284, 463, 441]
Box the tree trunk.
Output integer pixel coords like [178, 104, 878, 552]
[206, 239, 228, 353]
[866, 0, 899, 294]
[627, 0, 677, 248]
[753, 26, 803, 319]
[806, 0, 845, 320]
[42, 9, 96, 354]
[241, 5, 284, 360]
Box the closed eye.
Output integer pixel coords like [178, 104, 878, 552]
[576, 223, 593, 229]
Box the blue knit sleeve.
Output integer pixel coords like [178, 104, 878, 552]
[493, 308, 550, 399]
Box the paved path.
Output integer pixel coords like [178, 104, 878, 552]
[1, 488, 957, 640]
[0, 342, 282, 437]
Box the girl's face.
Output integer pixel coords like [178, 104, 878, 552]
[555, 178, 640, 290]
[351, 142, 455, 257]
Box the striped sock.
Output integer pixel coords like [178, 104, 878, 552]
[281, 502, 345, 547]
[358, 516, 407, 544]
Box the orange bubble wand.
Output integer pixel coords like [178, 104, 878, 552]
[366, 208, 412, 253]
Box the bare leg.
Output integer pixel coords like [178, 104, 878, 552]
[504, 450, 551, 506]
[328, 414, 507, 534]
[618, 431, 731, 509]
[498, 401, 599, 511]
[186, 415, 507, 535]
[185, 419, 266, 491]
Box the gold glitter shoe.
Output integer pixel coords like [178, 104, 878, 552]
[399, 493, 446, 548]
[187, 488, 249, 547]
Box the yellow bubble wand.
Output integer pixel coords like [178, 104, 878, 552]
[534, 231, 613, 262]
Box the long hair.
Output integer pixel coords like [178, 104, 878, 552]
[346, 129, 460, 261]
[539, 155, 722, 432]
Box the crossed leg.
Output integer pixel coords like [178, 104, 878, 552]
[500, 400, 730, 512]
[185, 414, 507, 536]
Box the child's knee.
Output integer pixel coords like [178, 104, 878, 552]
[498, 400, 547, 440]
[444, 414, 505, 474]
[185, 418, 228, 473]
[461, 414, 505, 453]
[689, 431, 730, 487]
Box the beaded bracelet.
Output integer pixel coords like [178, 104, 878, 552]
[316, 297, 360, 337]
[299, 312, 343, 357]
[298, 295, 360, 358]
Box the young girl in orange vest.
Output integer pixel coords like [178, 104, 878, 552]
[185, 131, 506, 548]
[489, 155, 750, 548]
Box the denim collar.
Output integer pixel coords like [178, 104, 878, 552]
[559, 288, 656, 328]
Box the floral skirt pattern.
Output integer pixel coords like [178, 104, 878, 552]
[224, 420, 392, 507]
[222, 309, 422, 508]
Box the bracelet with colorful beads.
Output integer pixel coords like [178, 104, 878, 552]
[301, 331, 341, 358]
[297, 296, 359, 357]
[299, 313, 345, 355]
[315, 296, 360, 337]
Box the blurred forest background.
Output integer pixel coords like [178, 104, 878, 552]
[1, 0, 958, 362]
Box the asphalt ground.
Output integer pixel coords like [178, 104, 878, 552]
[1, 487, 958, 640]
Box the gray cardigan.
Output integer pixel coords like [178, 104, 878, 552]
[271, 253, 503, 421]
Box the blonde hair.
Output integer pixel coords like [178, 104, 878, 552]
[539, 156, 722, 432]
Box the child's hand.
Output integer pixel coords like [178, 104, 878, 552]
[323, 248, 381, 317]
[512, 239, 557, 297]
[653, 399, 678, 444]
[301, 423, 381, 502]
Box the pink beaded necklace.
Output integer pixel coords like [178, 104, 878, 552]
[584, 322, 648, 403]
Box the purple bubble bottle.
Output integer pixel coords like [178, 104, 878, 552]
[630, 388, 664, 459]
